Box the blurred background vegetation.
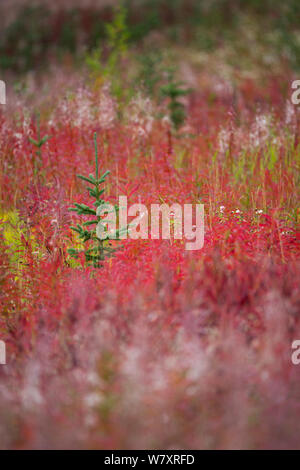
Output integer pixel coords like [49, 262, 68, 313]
[0, 0, 299, 74]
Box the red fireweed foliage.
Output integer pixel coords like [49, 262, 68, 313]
[0, 69, 299, 449]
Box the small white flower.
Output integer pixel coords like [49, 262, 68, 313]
[220, 206, 225, 213]
[84, 392, 103, 408]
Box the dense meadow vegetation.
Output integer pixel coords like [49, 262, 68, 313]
[0, 0, 299, 449]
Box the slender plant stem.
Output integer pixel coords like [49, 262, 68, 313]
[94, 132, 99, 181]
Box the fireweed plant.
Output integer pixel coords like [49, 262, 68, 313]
[28, 113, 50, 178]
[68, 133, 127, 268]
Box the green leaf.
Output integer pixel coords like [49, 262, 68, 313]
[83, 220, 99, 226]
[74, 203, 96, 215]
[77, 174, 97, 185]
[97, 170, 111, 183]
[28, 137, 39, 147]
[39, 135, 50, 147]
